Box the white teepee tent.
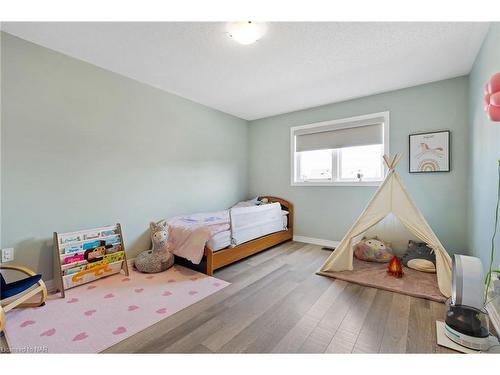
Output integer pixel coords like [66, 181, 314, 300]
[319, 154, 452, 297]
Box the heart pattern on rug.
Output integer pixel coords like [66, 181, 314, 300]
[213, 282, 221, 287]
[20, 320, 35, 328]
[5, 266, 230, 353]
[112, 326, 127, 335]
[72, 332, 88, 342]
[40, 328, 56, 337]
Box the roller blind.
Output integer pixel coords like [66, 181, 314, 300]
[295, 119, 384, 153]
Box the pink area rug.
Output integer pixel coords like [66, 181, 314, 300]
[318, 258, 446, 303]
[4, 265, 229, 353]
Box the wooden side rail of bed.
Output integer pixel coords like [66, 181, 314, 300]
[203, 196, 293, 276]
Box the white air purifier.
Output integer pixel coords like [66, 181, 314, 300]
[445, 255, 493, 351]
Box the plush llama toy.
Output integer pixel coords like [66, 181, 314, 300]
[134, 221, 174, 273]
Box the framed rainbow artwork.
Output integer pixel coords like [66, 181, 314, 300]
[409, 130, 450, 173]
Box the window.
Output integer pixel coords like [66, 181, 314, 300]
[291, 112, 389, 186]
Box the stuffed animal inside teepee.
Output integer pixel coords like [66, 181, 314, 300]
[134, 221, 174, 273]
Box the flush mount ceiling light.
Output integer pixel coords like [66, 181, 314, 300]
[226, 22, 267, 45]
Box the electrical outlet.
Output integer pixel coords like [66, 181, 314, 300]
[1, 248, 14, 263]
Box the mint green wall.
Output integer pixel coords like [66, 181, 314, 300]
[468, 24, 500, 270]
[1, 33, 248, 280]
[249, 77, 470, 254]
[1, 30, 482, 283]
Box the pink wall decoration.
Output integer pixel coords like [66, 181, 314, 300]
[484, 72, 500, 121]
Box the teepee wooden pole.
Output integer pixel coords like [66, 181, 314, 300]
[391, 153, 402, 169]
[383, 154, 402, 172]
[383, 154, 391, 169]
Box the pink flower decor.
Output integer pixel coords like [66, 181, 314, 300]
[484, 73, 500, 121]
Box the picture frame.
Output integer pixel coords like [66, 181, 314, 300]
[409, 130, 450, 173]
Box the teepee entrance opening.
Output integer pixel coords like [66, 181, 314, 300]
[317, 154, 452, 302]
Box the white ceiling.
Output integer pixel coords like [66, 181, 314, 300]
[2, 22, 490, 120]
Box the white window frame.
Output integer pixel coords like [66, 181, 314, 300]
[290, 111, 390, 187]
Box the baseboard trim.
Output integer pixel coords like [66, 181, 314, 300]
[293, 235, 340, 249]
[44, 278, 55, 292]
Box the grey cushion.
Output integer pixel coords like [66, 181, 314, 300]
[402, 240, 436, 267]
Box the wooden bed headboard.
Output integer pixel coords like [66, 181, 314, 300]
[258, 196, 293, 231]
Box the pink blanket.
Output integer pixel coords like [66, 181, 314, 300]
[166, 210, 230, 264]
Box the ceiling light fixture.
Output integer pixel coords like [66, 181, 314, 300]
[226, 21, 267, 45]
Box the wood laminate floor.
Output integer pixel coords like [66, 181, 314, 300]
[107, 241, 453, 353]
[1, 241, 454, 353]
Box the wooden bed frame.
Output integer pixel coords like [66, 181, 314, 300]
[198, 196, 293, 276]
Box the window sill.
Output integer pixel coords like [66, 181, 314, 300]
[291, 181, 382, 187]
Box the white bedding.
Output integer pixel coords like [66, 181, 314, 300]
[230, 202, 286, 246]
[207, 208, 288, 251]
[169, 200, 289, 260]
[207, 230, 231, 251]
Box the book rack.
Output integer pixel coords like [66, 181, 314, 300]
[53, 223, 129, 297]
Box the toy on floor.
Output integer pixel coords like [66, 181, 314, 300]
[407, 259, 436, 273]
[135, 220, 174, 273]
[387, 255, 404, 278]
[353, 236, 393, 263]
[402, 240, 436, 273]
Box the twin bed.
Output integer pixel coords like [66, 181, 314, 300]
[172, 196, 293, 275]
